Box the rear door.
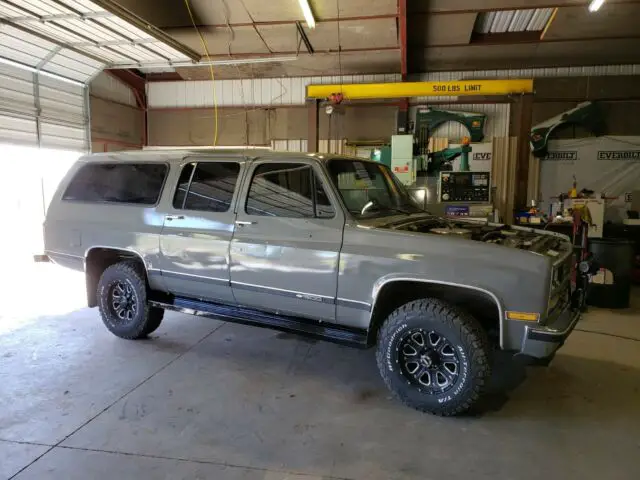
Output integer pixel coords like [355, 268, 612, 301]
[229, 159, 344, 321]
[157, 158, 243, 303]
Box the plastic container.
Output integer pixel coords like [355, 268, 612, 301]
[587, 238, 634, 309]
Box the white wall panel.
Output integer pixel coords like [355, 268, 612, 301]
[90, 72, 136, 106]
[412, 65, 640, 102]
[271, 139, 308, 152]
[148, 73, 402, 108]
[409, 103, 510, 141]
[150, 66, 639, 108]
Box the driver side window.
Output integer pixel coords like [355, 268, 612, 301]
[246, 162, 335, 219]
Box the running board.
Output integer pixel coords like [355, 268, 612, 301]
[149, 296, 369, 348]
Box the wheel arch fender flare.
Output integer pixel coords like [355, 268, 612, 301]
[84, 246, 149, 307]
[367, 275, 506, 347]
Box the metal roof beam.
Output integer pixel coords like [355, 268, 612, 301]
[67, 39, 161, 48]
[36, 45, 63, 71]
[4, 12, 114, 23]
[0, 18, 108, 65]
[90, 0, 201, 61]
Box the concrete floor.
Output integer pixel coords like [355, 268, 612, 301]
[1, 265, 639, 479]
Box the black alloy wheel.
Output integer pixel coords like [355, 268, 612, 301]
[397, 329, 460, 394]
[108, 280, 138, 324]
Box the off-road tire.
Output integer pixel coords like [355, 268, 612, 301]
[376, 298, 491, 416]
[142, 308, 165, 336]
[97, 261, 159, 340]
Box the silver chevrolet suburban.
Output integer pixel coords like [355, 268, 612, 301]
[43, 149, 585, 416]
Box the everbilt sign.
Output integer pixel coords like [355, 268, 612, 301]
[473, 152, 492, 161]
[544, 151, 578, 161]
[598, 151, 640, 160]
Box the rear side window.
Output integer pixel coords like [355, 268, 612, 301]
[246, 162, 335, 218]
[173, 161, 240, 212]
[63, 162, 167, 205]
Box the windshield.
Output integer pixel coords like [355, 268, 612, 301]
[326, 159, 425, 218]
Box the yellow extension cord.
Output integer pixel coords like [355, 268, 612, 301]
[184, 0, 218, 146]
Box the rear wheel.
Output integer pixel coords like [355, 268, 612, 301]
[376, 298, 491, 416]
[97, 261, 161, 339]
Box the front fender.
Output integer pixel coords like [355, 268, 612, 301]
[368, 274, 506, 347]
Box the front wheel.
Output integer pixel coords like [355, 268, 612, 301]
[97, 261, 161, 339]
[376, 298, 491, 416]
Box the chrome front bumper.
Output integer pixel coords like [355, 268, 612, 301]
[519, 304, 581, 359]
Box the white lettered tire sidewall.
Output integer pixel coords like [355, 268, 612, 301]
[376, 298, 490, 416]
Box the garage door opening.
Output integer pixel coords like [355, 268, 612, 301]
[0, 144, 85, 331]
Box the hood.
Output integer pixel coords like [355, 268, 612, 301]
[357, 213, 571, 259]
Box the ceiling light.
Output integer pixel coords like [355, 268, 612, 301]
[589, 0, 606, 12]
[297, 0, 316, 29]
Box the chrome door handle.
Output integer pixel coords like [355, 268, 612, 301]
[235, 220, 256, 226]
[166, 215, 185, 221]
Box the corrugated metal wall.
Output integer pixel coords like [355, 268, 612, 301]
[148, 73, 402, 108]
[409, 104, 511, 140]
[412, 65, 640, 102]
[0, 63, 88, 151]
[90, 72, 137, 107]
[148, 66, 640, 109]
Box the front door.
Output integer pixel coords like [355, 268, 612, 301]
[230, 159, 344, 321]
[158, 158, 243, 304]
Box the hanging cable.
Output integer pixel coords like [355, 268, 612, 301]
[336, 0, 343, 90]
[184, 0, 218, 146]
[336, 0, 344, 143]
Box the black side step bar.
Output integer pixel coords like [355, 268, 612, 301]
[149, 296, 369, 348]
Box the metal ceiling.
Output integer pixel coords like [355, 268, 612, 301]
[0, 0, 196, 84]
[474, 8, 555, 34]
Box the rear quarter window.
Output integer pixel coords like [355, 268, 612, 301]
[62, 162, 168, 205]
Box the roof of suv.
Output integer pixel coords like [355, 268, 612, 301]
[80, 148, 371, 164]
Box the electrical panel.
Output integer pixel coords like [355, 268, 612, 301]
[439, 171, 491, 203]
[390, 135, 415, 186]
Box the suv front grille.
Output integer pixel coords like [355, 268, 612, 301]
[547, 254, 573, 321]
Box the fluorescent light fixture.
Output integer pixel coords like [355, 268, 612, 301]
[108, 56, 298, 70]
[589, 0, 606, 12]
[297, 0, 316, 29]
[0, 56, 87, 87]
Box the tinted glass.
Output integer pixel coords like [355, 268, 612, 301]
[247, 163, 314, 218]
[63, 163, 167, 205]
[172, 163, 195, 209]
[181, 162, 240, 212]
[314, 176, 335, 218]
[327, 159, 423, 218]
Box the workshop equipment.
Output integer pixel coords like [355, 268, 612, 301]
[370, 146, 391, 168]
[438, 172, 491, 203]
[391, 134, 415, 185]
[530, 102, 605, 158]
[587, 238, 634, 309]
[426, 141, 472, 175]
[415, 108, 487, 145]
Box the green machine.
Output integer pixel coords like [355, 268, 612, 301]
[427, 142, 472, 174]
[530, 102, 605, 158]
[370, 145, 392, 168]
[414, 108, 486, 175]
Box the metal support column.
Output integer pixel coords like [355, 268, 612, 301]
[307, 99, 319, 153]
[32, 72, 42, 148]
[83, 85, 92, 152]
[512, 94, 534, 209]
